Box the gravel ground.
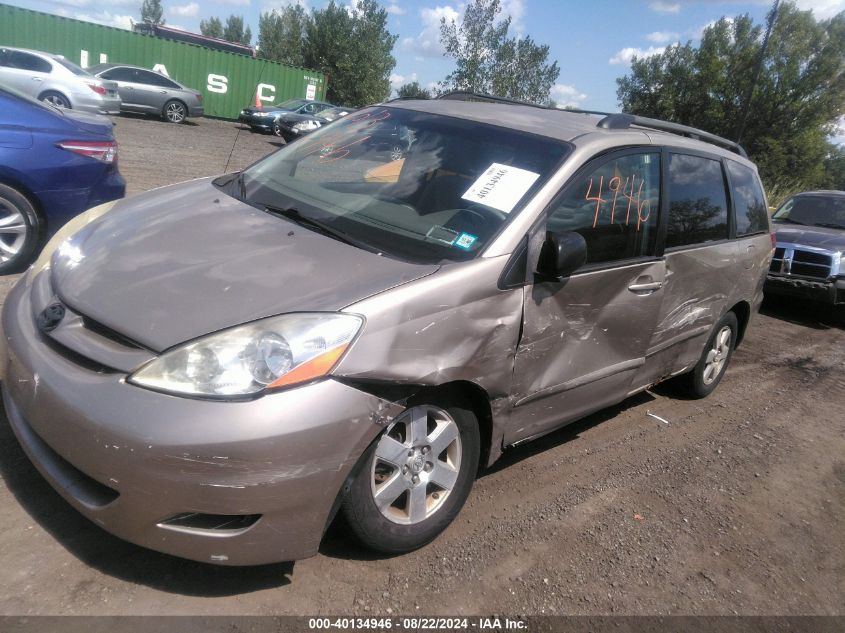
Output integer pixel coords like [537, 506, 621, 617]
[0, 115, 843, 616]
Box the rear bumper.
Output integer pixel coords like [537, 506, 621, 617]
[764, 274, 845, 305]
[188, 104, 204, 118]
[0, 278, 401, 565]
[37, 169, 126, 237]
[73, 94, 122, 116]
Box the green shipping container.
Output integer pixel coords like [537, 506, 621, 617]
[0, 3, 327, 119]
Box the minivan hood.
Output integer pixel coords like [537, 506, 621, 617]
[50, 179, 439, 352]
[773, 223, 845, 251]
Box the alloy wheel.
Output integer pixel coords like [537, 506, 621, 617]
[371, 405, 462, 525]
[703, 325, 732, 385]
[0, 201, 28, 263]
[165, 102, 186, 123]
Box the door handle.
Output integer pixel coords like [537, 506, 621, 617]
[159, 90, 167, 94]
[31, 76, 42, 81]
[628, 281, 663, 293]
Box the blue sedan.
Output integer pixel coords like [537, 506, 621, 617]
[0, 85, 125, 273]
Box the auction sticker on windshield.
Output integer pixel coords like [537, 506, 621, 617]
[461, 163, 541, 213]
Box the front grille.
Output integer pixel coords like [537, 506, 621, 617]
[769, 246, 834, 280]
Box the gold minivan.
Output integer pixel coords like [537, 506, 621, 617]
[1, 93, 773, 565]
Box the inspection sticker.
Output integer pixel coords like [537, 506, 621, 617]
[454, 232, 478, 250]
[461, 163, 541, 213]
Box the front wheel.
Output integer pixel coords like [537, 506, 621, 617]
[680, 311, 738, 398]
[342, 396, 480, 554]
[163, 100, 187, 123]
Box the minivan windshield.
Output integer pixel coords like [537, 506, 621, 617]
[773, 194, 845, 230]
[231, 106, 571, 264]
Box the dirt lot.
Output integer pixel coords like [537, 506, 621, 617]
[0, 115, 843, 617]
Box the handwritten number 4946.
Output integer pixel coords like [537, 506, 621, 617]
[585, 174, 651, 231]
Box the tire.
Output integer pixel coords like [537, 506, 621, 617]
[341, 393, 480, 554]
[0, 183, 43, 274]
[39, 91, 70, 109]
[163, 100, 187, 124]
[679, 311, 738, 398]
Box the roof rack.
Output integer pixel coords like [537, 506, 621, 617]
[437, 90, 551, 110]
[435, 93, 748, 158]
[589, 111, 747, 158]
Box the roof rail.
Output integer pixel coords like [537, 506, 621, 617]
[567, 109, 748, 158]
[437, 90, 550, 110]
[435, 94, 748, 158]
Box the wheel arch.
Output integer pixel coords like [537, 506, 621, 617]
[36, 89, 71, 108]
[728, 300, 751, 347]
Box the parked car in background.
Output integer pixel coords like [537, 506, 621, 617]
[87, 63, 204, 124]
[766, 190, 845, 305]
[272, 106, 355, 140]
[1, 95, 771, 565]
[0, 85, 125, 273]
[238, 98, 336, 133]
[0, 47, 120, 114]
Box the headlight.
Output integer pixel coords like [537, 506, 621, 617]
[129, 313, 363, 398]
[28, 200, 118, 284]
[293, 120, 321, 132]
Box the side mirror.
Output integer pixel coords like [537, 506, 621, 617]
[537, 231, 587, 279]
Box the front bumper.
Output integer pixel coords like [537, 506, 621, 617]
[0, 278, 401, 565]
[764, 274, 845, 305]
[238, 112, 274, 130]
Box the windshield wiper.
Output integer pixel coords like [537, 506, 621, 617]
[773, 217, 808, 225]
[263, 205, 382, 254]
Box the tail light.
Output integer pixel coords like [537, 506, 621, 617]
[86, 83, 107, 96]
[57, 140, 117, 164]
[770, 232, 777, 251]
[196, 93, 204, 104]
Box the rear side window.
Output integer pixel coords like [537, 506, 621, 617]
[665, 153, 729, 248]
[101, 67, 137, 82]
[138, 70, 180, 89]
[727, 161, 768, 235]
[7, 51, 51, 73]
[547, 152, 660, 264]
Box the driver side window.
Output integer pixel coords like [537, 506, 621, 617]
[547, 151, 660, 265]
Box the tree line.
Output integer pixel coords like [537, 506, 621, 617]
[139, 0, 843, 193]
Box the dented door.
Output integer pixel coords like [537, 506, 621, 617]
[507, 148, 665, 444]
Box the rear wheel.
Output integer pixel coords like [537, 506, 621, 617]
[0, 184, 42, 274]
[679, 311, 738, 398]
[163, 100, 187, 123]
[342, 395, 480, 554]
[39, 91, 70, 109]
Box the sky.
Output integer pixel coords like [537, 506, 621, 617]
[7, 0, 845, 140]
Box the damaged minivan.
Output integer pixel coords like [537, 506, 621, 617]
[0, 93, 772, 565]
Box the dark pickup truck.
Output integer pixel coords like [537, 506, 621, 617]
[766, 190, 845, 305]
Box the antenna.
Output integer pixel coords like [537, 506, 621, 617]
[224, 58, 271, 174]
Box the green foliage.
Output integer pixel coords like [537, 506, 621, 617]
[303, 0, 397, 107]
[439, 0, 559, 103]
[224, 15, 251, 46]
[397, 81, 431, 99]
[140, 0, 164, 25]
[258, 5, 311, 67]
[616, 2, 845, 195]
[199, 16, 223, 39]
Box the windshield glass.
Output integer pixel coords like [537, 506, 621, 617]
[233, 106, 571, 264]
[773, 194, 845, 229]
[52, 56, 92, 76]
[276, 98, 308, 110]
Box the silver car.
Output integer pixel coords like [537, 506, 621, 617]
[0, 96, 772, 566]
[0, 47, 120, 115]
[88, 63, 204, 123]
